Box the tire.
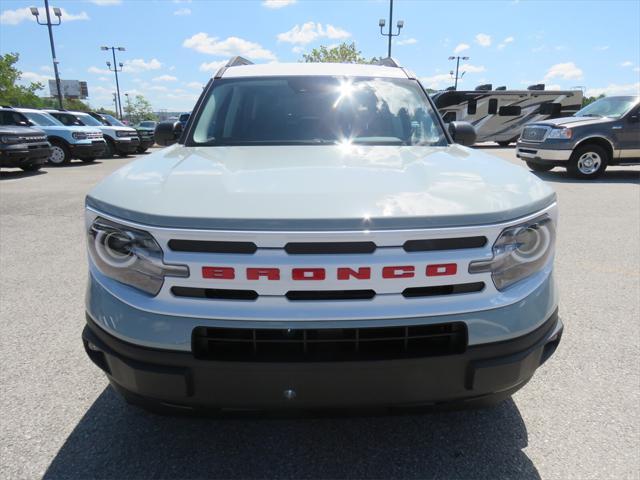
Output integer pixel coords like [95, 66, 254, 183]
[118, 152, 129, 158]
[21, 164, 42, 172]
[80, 157, 96, 163]
[103, 139, 115, 158]
[526, 161, 554, 172]
[48, 141, 71, 165]
[136, 146, 148, 153]
[568, 144, 608, 179]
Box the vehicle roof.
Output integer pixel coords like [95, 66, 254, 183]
[219, 62, 408, 79]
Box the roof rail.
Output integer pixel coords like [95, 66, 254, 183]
[377, 57, 402, 68]
[214, 56, 254, 79]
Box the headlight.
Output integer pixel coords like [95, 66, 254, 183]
[87, 217, 189, 295]
[116, 130, 133, 137]
[547, 128, 572, 139]
[469, 215, 555, 290]
[0, 135, 19, 144]
[72, 132, 88, 140]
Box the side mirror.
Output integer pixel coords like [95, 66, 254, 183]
[154, 121, 183, 146]
[448, 121, 477, 146]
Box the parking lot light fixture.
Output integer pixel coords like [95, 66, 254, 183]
[378, 0, 404, 58]
[101, 46, 126, 120]
[31, 0, 64, 109]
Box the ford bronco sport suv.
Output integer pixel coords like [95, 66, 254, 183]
[0, 124, 51, 171]
[83, 58, 562, 413]
[517, 95, 640, 179]
[46, 110, 140, 158]
[1, 107, 105, 165]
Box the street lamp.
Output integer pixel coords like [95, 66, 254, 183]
[31, 0, 63, 109]
[101, 46, 126, 119]
[448, 56, 470, 90]
[378, 0, 404, 58]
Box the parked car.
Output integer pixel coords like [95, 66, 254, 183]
[178, 112, 190, 128]
[132, 121, 157, 153]
[46, 110, 140, 158]
[517, 95, 640, 179]
[83, 58, 562, 413]
[0, 124, 51, 172]
[0, 107, 105, 165]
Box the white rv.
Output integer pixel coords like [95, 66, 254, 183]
[432, 84, 583, 146]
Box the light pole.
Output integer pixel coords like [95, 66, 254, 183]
[30, 1, 63, 109]
[378, 0, 404, 58]
[124, 93, 132, 123]
[448, 56, 469, 90]
[101, 46, 125, 119]
[112, 93, 118, 113]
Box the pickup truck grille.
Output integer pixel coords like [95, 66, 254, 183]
[192, 321, 467, 362]
[521, 126, 551, 142]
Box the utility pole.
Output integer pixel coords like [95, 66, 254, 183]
[101, 46, 125, 119]
[378, 0, 404, 58]
[31, 0, 63, 109]
[448, 56, 469, 90]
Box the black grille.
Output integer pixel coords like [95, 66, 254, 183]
[172, 286, 258, 301]
[168, 240, 257, 254]
[403, 237, 486, 252]
[403, 282, 485, 298]
[192, 322, 467, 362]
[286, 290, 375, 301]
[285, 242, 376, 254]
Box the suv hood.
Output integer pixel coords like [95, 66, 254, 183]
[88, 144, 556, 230]
[39, 125, 103, 135]
[0, 125, 46, 136]
[530, 115, 611, 128]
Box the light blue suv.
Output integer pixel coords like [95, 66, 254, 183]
[10, 108, 106, 165]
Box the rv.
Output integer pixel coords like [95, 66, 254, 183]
[432, 84, 583, 146]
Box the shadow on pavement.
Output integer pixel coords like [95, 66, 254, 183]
[0, 169, 47, 180]
[44, 387, 540, 479]
[530, 168, 640, 185]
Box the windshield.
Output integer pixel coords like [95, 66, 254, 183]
[139, 121, 156, 128]
[101, 113, 126, 127]
[75, 113, 104, 127]
[191, 76, 447, 146]
[23, 111, 63, 127]
[575, 96, 638, 118]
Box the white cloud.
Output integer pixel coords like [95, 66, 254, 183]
[153, 75, 177, 82]
[186, 81, 204, 89]
[173, 0, 192, 3]
[453, 43, 470, 54]
[586, 82, 640, 97]
[89, 0, 122, 5]
[396, 38, 418, 46]
[277, 22, 350, 45]
[123, 58, 162, 73]
[544, 62, 583, 81]
[292, 46, 304, 54]
[421, 73, 454, 90]
[88, 66, 111, 74]
[262, 0, 296, 8]
[497, 36, 514, 50]
[199, 60, 227, 72]
[173, 8, 191, 16]
[620, 61, 633, 67]
[460, 63, 486, 74]
[184, 33, 276, 60]
[40, 65, 52, 72]
[20, 71, 51, 84]
[475, 33, 491, 47]
[97, 76, 109, 82]
[1, 6, 88, 25]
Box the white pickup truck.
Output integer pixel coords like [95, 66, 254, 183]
[82, 58, 562, 413]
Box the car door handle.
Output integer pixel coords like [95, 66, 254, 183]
[612, 126, 623, 130]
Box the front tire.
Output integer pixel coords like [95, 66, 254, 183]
[497, 141, 511, 147]
[21, 164, 42, 172]
[568, 144, 608, 179]
[136, 146, 148, 153]
[526, 161, 554, 172]
[48, 142, 71, 165]
[103, 139, 115, 158]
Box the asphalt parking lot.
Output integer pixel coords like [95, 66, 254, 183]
[1, 148, 639, 479]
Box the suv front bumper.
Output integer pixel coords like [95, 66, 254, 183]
[70, 140, 106, 158]
[83, 308, 562, 411]
[516, 141, 572, 165]
[0, 143, 51, 168]
[114, 137, 141, 154]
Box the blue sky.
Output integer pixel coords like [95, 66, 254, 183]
[1, 0, 639, 111]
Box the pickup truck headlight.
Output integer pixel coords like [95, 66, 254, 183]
[469, 215, 555, 290]
[72, 132, 88, 140]
[87, 217, 189, 295]
[547, 128, 572, 139]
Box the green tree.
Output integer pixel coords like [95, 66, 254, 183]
[123, 94, 157, 125]
[39, 97, 91, 111]
[301, 42, 380, 64]
[0, 53, 44, 107]
[581, 93, 605, 108]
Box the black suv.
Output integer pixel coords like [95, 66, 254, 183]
[517, 96, 640, 179]
[0, 120, 51, 172]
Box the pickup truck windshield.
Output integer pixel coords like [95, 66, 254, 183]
[575, 96, 637, 119]
[191, 76, 447, 146]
